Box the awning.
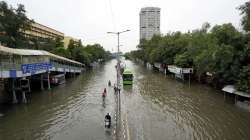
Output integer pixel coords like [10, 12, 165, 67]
[222, 85, 250, 98]
[0, 45, 83, 66]
[222, 85, 236, 93]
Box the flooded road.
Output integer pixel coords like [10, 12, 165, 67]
[0, 59, 250, 140]
[0, 60, 118, 140]
[122, 60, 250, 140]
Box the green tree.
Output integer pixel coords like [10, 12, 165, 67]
[67, 39, 77, 58]
[0, 1, 32, 48]
[65, 41, 111, 66]
[212, 44, 238, 85]
[71, 47, 90, 65]
[239, 1, 250, 32]
[193, 43, 218, 82]
[55, 38, 64, 48]
[174, 52, 193, 68]
[237, 64, 250, 93]
[52, 47, 70, 58]
[211, 23, 243, 48]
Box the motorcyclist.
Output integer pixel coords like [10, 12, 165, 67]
[105, 113, 111, 128]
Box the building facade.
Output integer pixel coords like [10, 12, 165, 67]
[24, 22, 64, 40]
[139, 7, 161, 41]
[63, 36, 80, 49]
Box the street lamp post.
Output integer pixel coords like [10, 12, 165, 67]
[107, 29, 130, 136]
[107, 30, 130, 91]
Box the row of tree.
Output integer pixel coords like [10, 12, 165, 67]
[0, 1, 112, 66]
[125, 1, 250, 93]
[52, 39, 112, 66]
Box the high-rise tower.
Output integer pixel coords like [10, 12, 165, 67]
[140, 7, 160, 41]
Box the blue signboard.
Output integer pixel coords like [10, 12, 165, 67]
[21, 63, 53, 74]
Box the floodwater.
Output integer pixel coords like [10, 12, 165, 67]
[0, 59, 250, 140]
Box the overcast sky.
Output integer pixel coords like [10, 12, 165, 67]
[6, 0, 248, 53]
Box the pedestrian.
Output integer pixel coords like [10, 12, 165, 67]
[113, 84, 116, 92]
[104, 88, 107, 93]
[108, 80, 111, 86]
[102, 88, 107, 98]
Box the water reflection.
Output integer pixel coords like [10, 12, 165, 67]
[123, 85, 133, 93]
[123, 60, 250, 140]
[102, 97, 106, 108]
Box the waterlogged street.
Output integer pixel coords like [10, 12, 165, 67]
[1, 59, 250, 140]
[122, 60, 250, 140]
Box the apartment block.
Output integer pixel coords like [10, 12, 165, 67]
[140, 7, 161, 41]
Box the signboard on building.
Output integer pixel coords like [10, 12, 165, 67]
[21, 63, 52, 74]
[168, 65, 193, 74]
[168, 66, 182, 74]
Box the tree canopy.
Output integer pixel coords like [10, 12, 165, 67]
[239, 1, 250, 32]
[0, 1, 32, 48]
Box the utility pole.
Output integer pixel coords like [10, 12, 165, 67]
[107, 29, 130, 138]
[107, 30, 130, 95]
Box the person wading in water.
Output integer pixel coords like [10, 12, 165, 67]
[102, 88, 107, 98]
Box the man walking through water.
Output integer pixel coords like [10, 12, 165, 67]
[102, 88, 107, 97]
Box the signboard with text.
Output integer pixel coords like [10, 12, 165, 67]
[21, 63, 53, 74]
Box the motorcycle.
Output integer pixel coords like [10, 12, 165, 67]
[104, 118, 111, 128]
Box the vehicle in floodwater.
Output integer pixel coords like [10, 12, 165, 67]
[122, 69, 133, 85]
[51, 74, 66, 85]
[104, 113, 111, 128]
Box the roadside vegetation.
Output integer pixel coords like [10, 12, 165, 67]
[125, 1, 250, 93]
[0, 1, 112, 66]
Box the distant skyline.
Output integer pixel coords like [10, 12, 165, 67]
[6, 0, 248, 53]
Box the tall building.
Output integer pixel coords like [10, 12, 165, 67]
[24, 22, 64, 40]
[140, 7, 160, 41]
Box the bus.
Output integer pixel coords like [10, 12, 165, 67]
[122, 69, 133, 85]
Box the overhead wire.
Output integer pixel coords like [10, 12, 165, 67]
[108, 0, 117, 32]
